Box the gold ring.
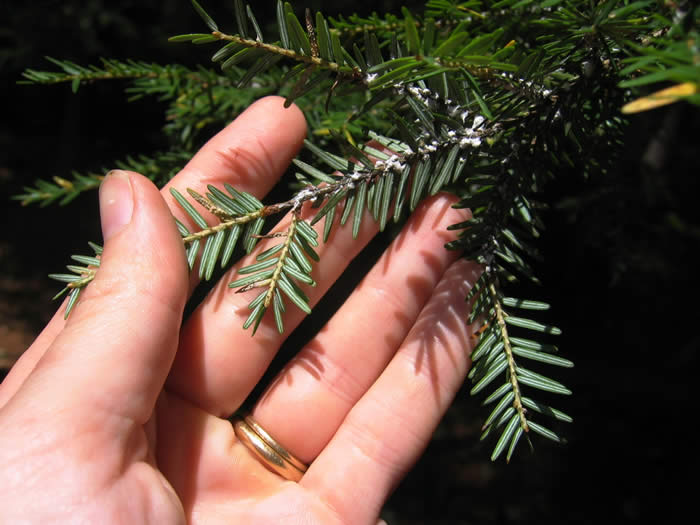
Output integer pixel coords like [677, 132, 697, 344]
[232, 415, 308, 482]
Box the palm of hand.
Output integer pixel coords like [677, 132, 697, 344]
[0, 389, 339, 523]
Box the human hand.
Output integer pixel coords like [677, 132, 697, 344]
[0, 96, 481, 524]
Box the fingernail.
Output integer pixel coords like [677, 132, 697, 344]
[99, 170, 134, 241]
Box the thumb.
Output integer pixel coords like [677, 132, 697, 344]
[21, 170, 189, 422]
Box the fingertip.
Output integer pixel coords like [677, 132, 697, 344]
[251, 95, 307, 136]
[68, 169, 189, 333]
[100, 170, 185, 258]
[99, 170, 134, 242]
[239, 96, 308, 156]
[166, 96, 307, 209]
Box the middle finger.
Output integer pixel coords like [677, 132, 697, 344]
[251, 194, 470, 463]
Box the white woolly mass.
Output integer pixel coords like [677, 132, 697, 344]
[349, 169, 365, 181]
[424, 141, 439, 153]
[384, 155, 405, 173]
[371, 82, 493, 166]
[460, 136, 482, 148]
[408, 86, 432, 98]
[374, 156, 405, 173]
[407, 86, 440, 109]
[291, 187, 317, 209]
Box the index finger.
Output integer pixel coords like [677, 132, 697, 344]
[163, 96, 307, 290]
[2, 96, 306, 404]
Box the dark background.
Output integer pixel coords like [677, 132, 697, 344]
[1, 1, 698, 523]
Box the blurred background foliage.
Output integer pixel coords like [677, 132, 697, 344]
[1, 1, 698, 523]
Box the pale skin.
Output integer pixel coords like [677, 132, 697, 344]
[0, 96, 481, 524]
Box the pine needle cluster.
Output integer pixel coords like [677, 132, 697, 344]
[18, 0, 700, 461]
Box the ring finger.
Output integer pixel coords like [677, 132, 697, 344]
[304, 257, 481, 524]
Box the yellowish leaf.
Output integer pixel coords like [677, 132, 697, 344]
[621, 82, 698, 114]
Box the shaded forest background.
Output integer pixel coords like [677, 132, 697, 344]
[1, 1, 698, 523]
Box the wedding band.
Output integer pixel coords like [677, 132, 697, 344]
[232, 415, 308, 482]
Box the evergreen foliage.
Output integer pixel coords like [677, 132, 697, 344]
[18, 0, 700, 461]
